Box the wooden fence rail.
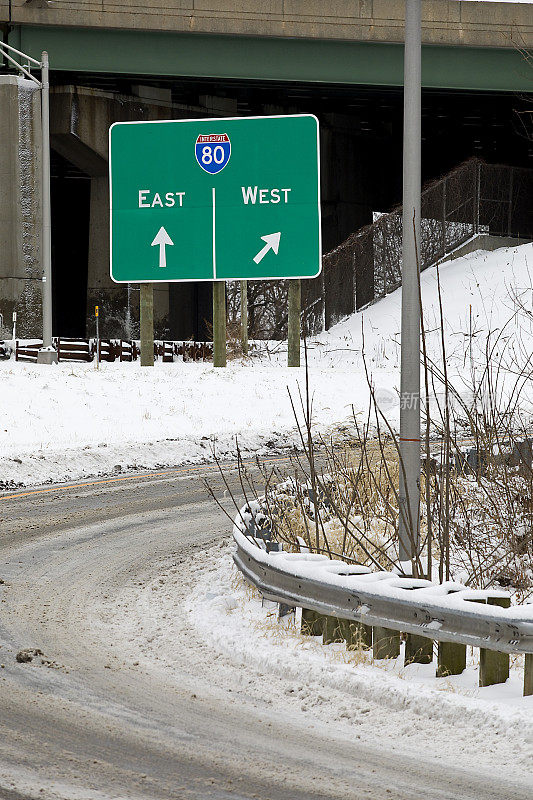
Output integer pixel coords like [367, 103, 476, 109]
[14, 339, 213, 364]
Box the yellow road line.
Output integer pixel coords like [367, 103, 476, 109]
[0, 454, 292, 502]
[0, 433, 485, 504]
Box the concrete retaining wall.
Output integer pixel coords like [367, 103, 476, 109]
[440, 235, 532, 265]
[0, 76, 43, 338]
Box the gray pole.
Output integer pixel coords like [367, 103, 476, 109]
[39, 51, 55, 357]
[95, 306, 100, 369]
[0, 44, 55, 362]
[140, 284, 154, 367]
[213, 281, 226, 367]
[240, 280, 248, 356]
[398, 0, 421, 567]
[288, 279, 301, 368]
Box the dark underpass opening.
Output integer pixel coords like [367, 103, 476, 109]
[51, 151, 90, 338]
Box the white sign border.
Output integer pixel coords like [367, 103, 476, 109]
[109, 113, 322, 284]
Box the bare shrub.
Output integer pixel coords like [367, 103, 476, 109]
[208, 271, 533, 598]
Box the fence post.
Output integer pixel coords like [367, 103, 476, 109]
[340, 619, 372, 650]
[511, 439, 532, 478]
[524, 653, 533, 697]
[478, 596, 510, 687]
[436, 641, 467, 677]
[507, 167, 514, 236]
[323, 615, 343, 645]
[301, 608, 324, 636]
[140, 284, 154, 367]
[213, 281, 226, 368]
[288, 279, 301, 367]
[321, 269, 326, 332]
[240, 280, 248, 356]
[404, 633, 433, 665]
[373, 627, 401, 659]
[441, 178, 447, 259]
[95, 305, 100, 369]
[475, 160, 481, 235]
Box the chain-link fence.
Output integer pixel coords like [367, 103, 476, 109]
[303, 158, 533, 334]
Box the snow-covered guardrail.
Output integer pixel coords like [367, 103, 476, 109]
[232, 503, 533, 696]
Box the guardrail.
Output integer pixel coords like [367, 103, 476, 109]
[233, 508, 533, 696]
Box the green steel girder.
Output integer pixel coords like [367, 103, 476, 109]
[7, 24, 533, 93]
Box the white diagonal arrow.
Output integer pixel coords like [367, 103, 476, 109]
[151, 226, 174, 268]
[253, 232, 281, 265]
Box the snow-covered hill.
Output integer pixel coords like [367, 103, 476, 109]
[1, 242, 531, 487]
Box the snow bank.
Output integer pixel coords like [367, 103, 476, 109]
[0, 359, 362, 487]
[316, 241, 533, 373]
[190, 549, 533, 728]
[92, 540, 531, 781]
[1, 242, 531, 487]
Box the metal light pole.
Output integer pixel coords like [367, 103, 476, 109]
[39, 51, 55, 360]
[95, 305, 100, 369]
[0, 43, 56, 362]
[398, 0, 421, 568]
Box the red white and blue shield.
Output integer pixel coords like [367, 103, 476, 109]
[195, 133, 231, 175]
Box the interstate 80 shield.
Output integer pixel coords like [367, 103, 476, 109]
[195, 133, 231, 175]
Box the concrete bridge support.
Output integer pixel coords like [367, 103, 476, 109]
[0, 75, 43, 338]
[50, 86, 183, 339]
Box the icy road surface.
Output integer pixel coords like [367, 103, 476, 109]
[0, 462, 530, 800]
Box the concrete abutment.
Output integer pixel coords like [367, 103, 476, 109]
[0, 81, 205, 342]
[0, 76, 43, 338]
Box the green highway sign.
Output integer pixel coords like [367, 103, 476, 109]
[109, 114, 321, 283]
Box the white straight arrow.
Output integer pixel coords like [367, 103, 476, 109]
[151, 226, 174, 268]
[253, 232, 281, 264]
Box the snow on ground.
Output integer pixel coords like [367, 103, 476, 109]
[1, 242, 532, 487]
[188, 546, 532, 720]
[315, 241, 533, 383]
[0, 358, 364, 488]
[95, 540, 532, 777]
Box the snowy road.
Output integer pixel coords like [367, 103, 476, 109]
[0, 464, 530, 800]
